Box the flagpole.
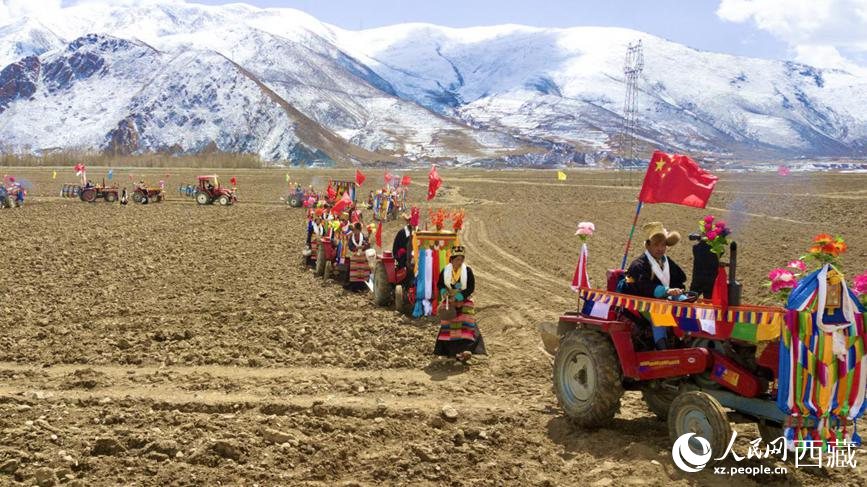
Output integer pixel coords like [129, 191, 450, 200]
[620, 201, 643, 270]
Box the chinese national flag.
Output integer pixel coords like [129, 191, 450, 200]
[230, 176, 237, 186]
[427, 165, 441, 201]
[400, 175, 411, 186]
[375, 222, 382, 248]
[638, 151, 718, 208]
[384, 171, 393, 184]
[355, 169, 366, 186]
[326, 181, 336, 201]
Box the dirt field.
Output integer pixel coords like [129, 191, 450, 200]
[1, 166, 866, 486]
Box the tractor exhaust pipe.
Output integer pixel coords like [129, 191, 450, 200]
[728, 241, 742, 306]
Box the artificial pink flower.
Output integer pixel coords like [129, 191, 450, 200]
[575, 221, 595, 236]
[769, 268, 797, 293]
[787, 260, 807, 272]
[703, 215, 715, 224]
[706, 230, 719, 240]
[715, 220, 727, 229]
[854, 272, 867, 296]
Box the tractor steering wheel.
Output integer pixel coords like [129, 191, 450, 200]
[681, 291, 700, 303]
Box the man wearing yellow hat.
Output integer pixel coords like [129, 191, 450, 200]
[623, 222, 688, 349]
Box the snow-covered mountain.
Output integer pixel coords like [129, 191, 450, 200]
[0, 1, 865, 165]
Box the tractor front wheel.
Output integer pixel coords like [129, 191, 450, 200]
[195, 192, 211, 205]
[323, 260, 333, 280]
[132, 192, 143, 204]
[218, 195, 230, 206]
[668, 392, 731, 468]
[105, 192, 118, 203]
[553, 330, 623, 428]
[373, 263, 392, 306]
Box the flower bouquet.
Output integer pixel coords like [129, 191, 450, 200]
[698, 215, 731, 256]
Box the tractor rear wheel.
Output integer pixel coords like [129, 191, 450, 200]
[80, 189, 97, 203]
[315, 245, 326, 276]
[323, 260, 333, 280]
[642, 386, 680, 421]
[373, 263, 392, 306]
[668, 392, 731, 468]
[195, 192, 211, 205]
[553, 330, 623, 428]
[218, 195, 230, 206]
[3, 196, 13, 208]
[153, 194, 162, 203]
[394, 285, 406, 314]
[105, 192, 117, 203]
[289, 197, 300, 207]
[132, 192, 143, 204]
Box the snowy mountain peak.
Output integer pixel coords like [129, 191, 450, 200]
[0, 2, 865, 165]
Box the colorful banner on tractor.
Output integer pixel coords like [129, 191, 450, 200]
[578, 288, 784, 343]
[638, 151, 718, 208]
[777, 264, 867, 451]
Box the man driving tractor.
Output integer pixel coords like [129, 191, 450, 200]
[622, 222, 689, 350]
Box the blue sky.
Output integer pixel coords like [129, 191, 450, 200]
[195, 0, 790, 61]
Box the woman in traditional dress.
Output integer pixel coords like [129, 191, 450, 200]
[435, 246, 486, 362]
[346, 222, 371, 290]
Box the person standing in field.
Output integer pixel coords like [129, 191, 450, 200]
[435, 246, 486, 363]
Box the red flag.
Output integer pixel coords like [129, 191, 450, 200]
[333, 191, 352, 213]
[230, 176, 237, 186]
[571, 243, 591, 291]
[427, 165, 441, 201]
[326, 181, 336, 201]
[355, 169, 366, 186]
[384, 171, 393, 184]
[638, 151, 718, 208]
[400, 175, 411, 187]
[375, 222, 382, 248]
[74, 164, 85, 176]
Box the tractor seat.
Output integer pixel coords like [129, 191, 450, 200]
[606, 269, 625, 292]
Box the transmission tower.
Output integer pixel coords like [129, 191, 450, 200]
[617, 40, 644, 182]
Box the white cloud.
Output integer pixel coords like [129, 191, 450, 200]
[0, 1, 63, 24]
[717, 0, 867, 72]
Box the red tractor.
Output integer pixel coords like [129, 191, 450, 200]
[194, 175, 236, 206]
[132, 183, 164, 203]
[61, 181, 119, 203]
[542, 240, 865, 466]
[373, 229, 459, 315]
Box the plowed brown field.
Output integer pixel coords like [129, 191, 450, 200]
[1, 167, 865, 486]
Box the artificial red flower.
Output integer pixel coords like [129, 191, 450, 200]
[813, 233, 833, 245]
